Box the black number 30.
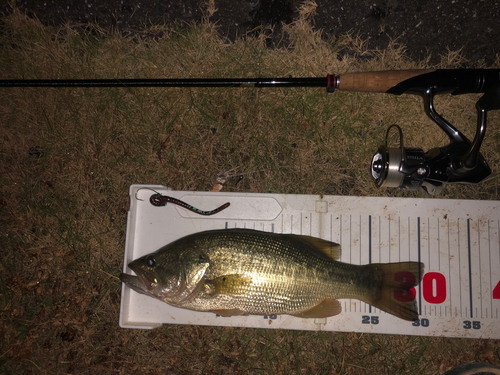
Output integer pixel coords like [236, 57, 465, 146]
[412, 318, 430, 327]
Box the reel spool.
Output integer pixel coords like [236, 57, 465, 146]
[371, 125, 427, 191]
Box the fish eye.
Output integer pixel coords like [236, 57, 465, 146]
[146, 256, 156, 267]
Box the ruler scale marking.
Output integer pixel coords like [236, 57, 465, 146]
[468, 219, 473, 318]
[359, 215, 362, 265]
[340, 215, 342, 256]
[349, 215, 352, 264]
[378, 216, 381, 264]
[389, 215, 391, 263]
[447, 216, 451, 318]
[330, 213, 332, 242]
[408, 217, 411, 261]
[478, 219, 483, 319]
[497, 219, 500, 320]
[489, 220, 493, 318]
[369, 215, 372, 314]
[398, 216, 401, 262]
[438, 217, 441, 271]
[369, 215, 372, 264]
[458, 218, 463, 317]
[418, 217, 422, 317]
[428, 217, 431, 271]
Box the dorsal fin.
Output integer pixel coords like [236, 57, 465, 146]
[283, 234, 341, 260]
[223, 228, 341, 261]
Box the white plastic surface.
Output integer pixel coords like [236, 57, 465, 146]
[119, 185, 500, 338]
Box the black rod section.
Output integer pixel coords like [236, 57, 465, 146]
[0, 77, 329, 88]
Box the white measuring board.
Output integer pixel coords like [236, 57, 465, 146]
[119, 185, 500, 338]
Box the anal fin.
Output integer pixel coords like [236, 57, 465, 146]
[211, 309, 248, 317]
[289, 299, 342, 318]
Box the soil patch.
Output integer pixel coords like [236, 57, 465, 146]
[3, 0, 499, 66]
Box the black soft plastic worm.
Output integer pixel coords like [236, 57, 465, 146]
[149, 193, 230, 216]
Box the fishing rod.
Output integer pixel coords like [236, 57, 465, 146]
[2, 69, 500, 194]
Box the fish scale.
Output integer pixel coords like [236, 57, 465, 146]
[181, 230, 332, 315]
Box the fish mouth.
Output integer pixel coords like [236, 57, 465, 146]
[120, 262, 158, 296]
[119, 273, 152, 296]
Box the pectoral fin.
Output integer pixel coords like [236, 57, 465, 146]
[206, 274, 253, 296]
[290, 299, 342, 318]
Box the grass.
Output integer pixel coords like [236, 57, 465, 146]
[1, 2, 500, 374]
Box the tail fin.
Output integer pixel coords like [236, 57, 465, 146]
[363, 261, 424, 321]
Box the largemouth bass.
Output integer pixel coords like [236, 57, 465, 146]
[120, 229, 423, 321]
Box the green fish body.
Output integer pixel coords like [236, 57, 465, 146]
[120, 228, 423, 321]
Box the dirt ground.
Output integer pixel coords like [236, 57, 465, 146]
[3, 0, 500, 66]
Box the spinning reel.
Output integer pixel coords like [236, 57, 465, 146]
[370, 71, 500, 194]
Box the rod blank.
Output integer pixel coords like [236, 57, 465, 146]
[0, 77, 328, 88]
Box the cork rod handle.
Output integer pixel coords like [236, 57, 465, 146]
[338, 69, 436, 93]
